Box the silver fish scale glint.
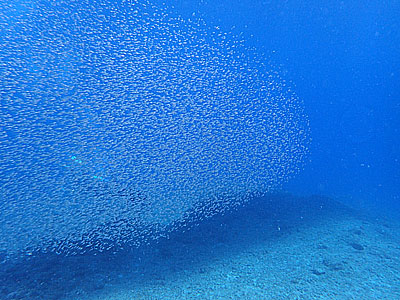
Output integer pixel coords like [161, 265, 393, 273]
[0, 0, 310, 257]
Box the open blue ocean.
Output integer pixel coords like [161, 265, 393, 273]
[0, 0, 399, 299]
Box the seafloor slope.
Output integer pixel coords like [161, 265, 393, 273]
[1, 194, 400, 300]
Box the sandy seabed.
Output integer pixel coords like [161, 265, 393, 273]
[2, 194, 400, 300]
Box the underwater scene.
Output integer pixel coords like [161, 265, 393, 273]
[0, 0, 399, 299]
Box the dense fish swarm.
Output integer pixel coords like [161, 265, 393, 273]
[0, 0, 310, 257]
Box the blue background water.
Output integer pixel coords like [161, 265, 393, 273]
[1, 1, 400, 299]
[0, 0, 398, 251]
[166, 0, 400, 217]
[2, 0, 397, 218]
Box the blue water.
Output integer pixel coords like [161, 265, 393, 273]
[179, 0, 400, 217]
[0, 0, 399, 299]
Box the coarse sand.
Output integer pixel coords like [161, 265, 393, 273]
[2, 194, 400, 300]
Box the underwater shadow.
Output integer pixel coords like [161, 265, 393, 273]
[0, 194, 358, 300]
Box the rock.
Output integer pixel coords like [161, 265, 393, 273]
[311, 268, 325, 276]
[349, 242, 364, 251]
